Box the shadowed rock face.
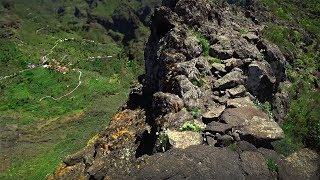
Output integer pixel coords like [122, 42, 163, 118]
[50, 0, 319, 179]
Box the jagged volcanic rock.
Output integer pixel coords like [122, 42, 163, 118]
[50, 0, 319, 179]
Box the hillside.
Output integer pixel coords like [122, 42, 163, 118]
[49, 0, 319, 179]
[0, 0, 160, 179]
[1, 0, 320, 179]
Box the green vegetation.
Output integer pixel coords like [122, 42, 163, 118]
[194, 31, 210, 56]
[158, 133, 170, 152]
[190, 77, 206, 88]
[187, 107, 202, 119]
[253, 99, 273, 118]
[0, 0, 154, 179]
[239, 28, 250, 35]
[266, 158, 279, 173]
[208, 57, 222, 64]
[180, 121, 203, 133]
[228, 143, 237, 152]
[261, 0, 320, 153]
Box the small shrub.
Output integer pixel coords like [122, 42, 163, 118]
[190, 78, 206, 87]
[180, 121, 202, 133]
[266, 158, 279, 173]
[194, 31, 210, 56]
[228, 143, 237, 152]
[188, 107, 202, 118]
[275, 7, 292, 20]
[208, 57, 222, 64]
[253, 99, 273, 118]
[273, 122, 303, 156]
[239, 28, 249, 35]
[158, 133, 170, 152]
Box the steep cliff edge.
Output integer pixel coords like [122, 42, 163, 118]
[50, 0, 320, 179]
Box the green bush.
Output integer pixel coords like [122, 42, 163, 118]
[275, 7, 292, 20]
[253, 100, 273, 118]
[194, 31, 210, 56]
[228, 143, 237, 151]
[188, 107, 202, 119]
[266, 158, 279, 173]
[208, 57, 222, 64]
[180, 121, 203, 133]
[190, 78, 206, 87]
[0, 40, 28, 74]
[158, 133, 170, 152]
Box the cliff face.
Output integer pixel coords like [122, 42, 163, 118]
[50, 0, 320, 179]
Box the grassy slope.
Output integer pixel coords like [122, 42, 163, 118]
[260, 0, 320, 154]
[0, 0, 146, 179]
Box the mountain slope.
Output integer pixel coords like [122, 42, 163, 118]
[50, 0, 319, 179]
[0, 0, 160, 179]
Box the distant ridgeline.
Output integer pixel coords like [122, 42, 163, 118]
[0, 0, 161, 61]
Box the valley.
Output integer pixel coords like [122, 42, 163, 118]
[0, 0, 159, 179]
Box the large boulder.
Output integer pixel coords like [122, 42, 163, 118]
[240, 151, 271, 179]
[202, 105, 226, 121]
[220, 107, 284, 141]
[222, 58, 246, 71]
[214, 70, 245, 90]
[161, 108, 194, 129]
[162, 26, 202, 60]
[227, 85, 246, 98]
[211, 62, 227, 73]
[172, 75, 203, 109]
[259, 40, 286, 85]
[204, 121, 232, 134]
[226, 96, 255, 108]
[135, 145, 245, 179]
[271, 82, 290, 123]
[239, 116, 284, 141]
[209, 36, 234, 59]
[259, 39, 286, 63]
[166, 129, 202, 149]
[175, 56, 212, 80]
[232, 37, 263, 60]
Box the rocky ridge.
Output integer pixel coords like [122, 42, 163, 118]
[50, 0, 320, 179]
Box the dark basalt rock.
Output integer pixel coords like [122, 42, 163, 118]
[247, 60, 277, 101]
[240, 151, 272, 179]
[50, 0, 306, 179]
[134, 145, 246, 179]
[152, 92, 184, 117]
[204, 121, 232, 134]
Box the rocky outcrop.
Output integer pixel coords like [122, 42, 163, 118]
[50, 109, 148, 179]
[279, 148, 320, 180]
[50, 0, 319, 179]
[221, 106, 284, 142]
